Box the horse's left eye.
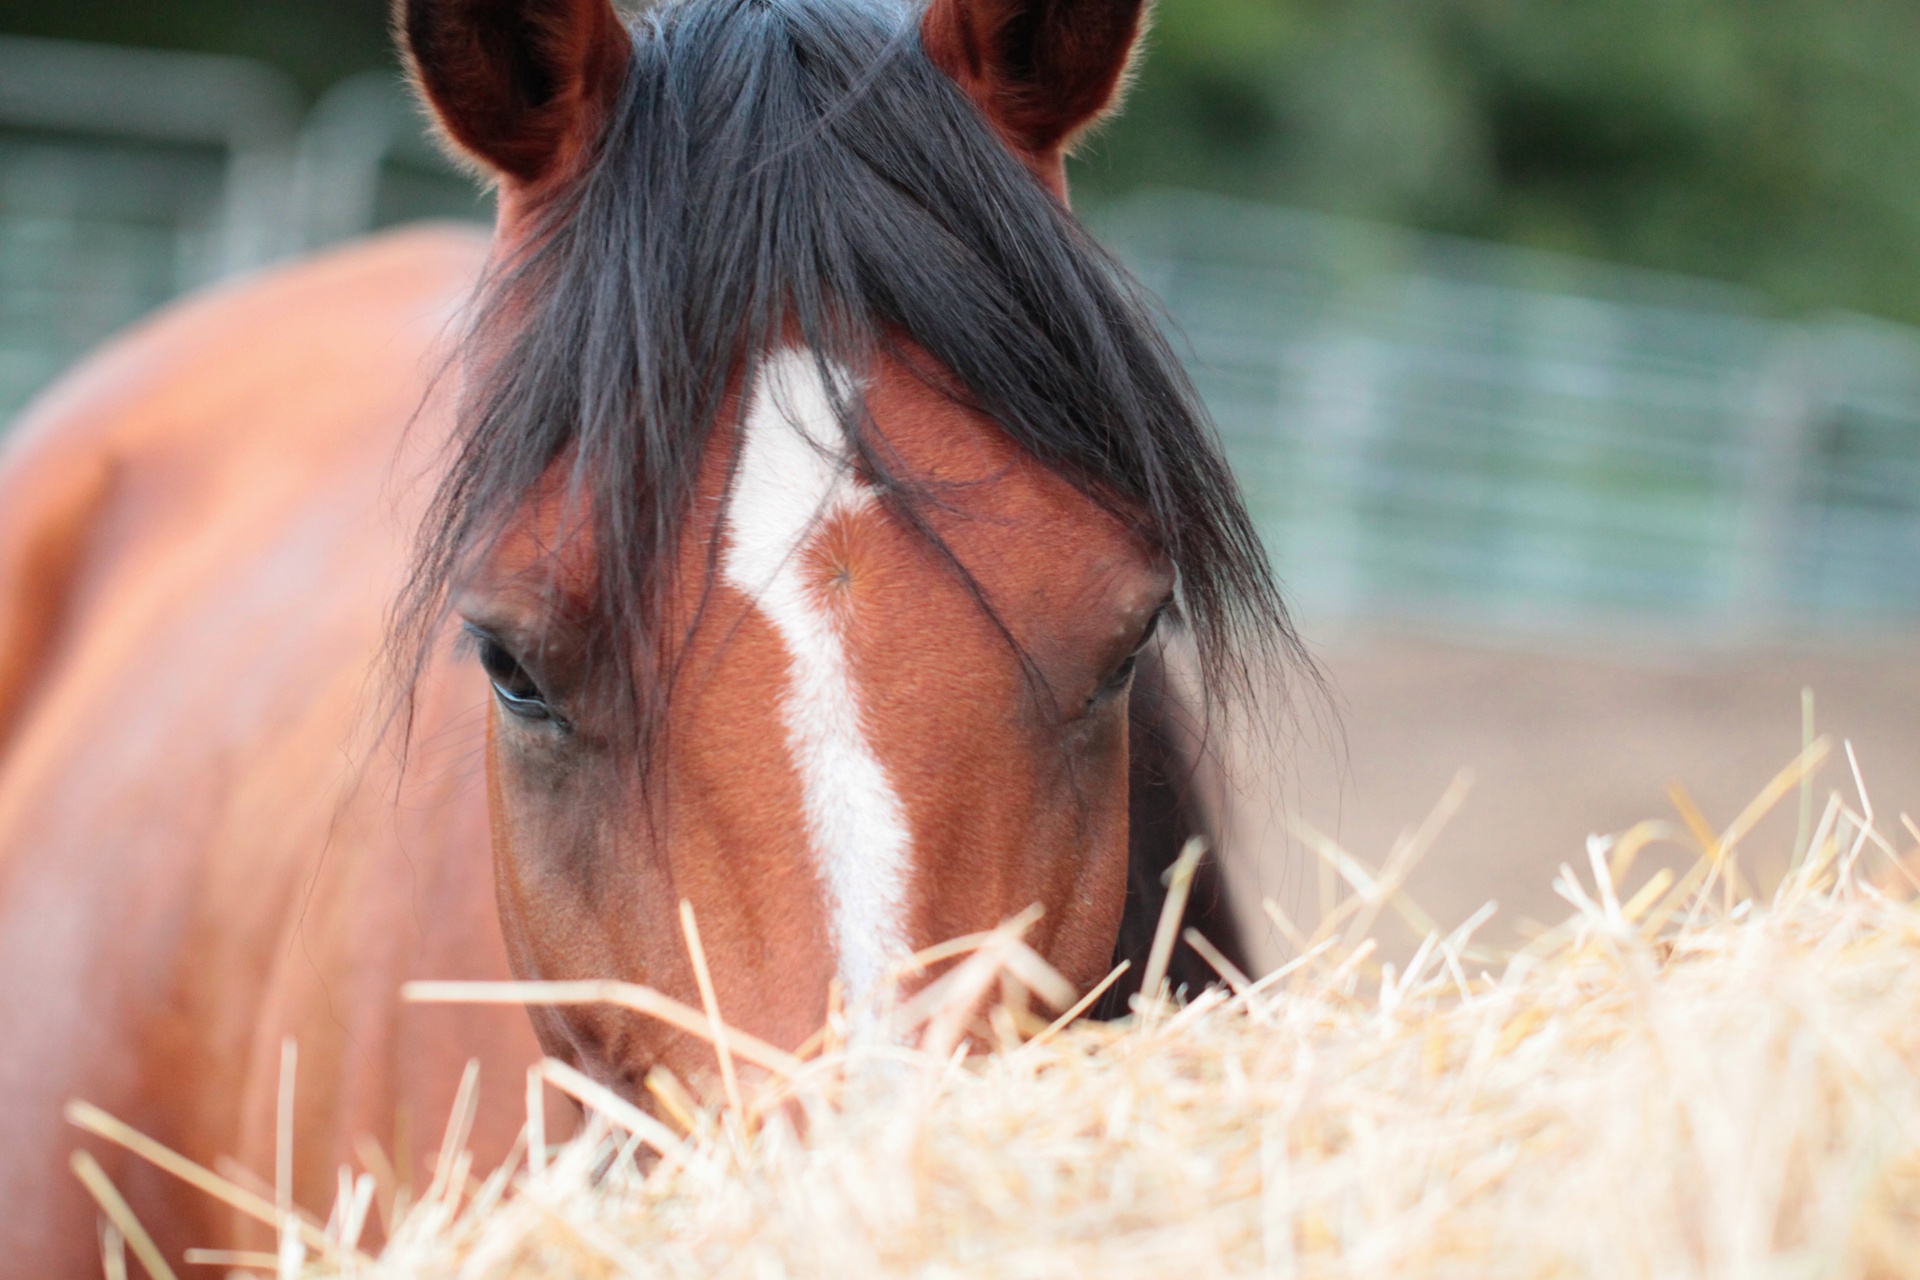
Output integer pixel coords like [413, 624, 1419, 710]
[473, 633, 554, 722]
[1090, 604, 1167, 704]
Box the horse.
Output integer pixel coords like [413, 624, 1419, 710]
[0, 0, 1298, 1271]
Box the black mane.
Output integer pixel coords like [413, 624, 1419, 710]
[394, 0, 1300, 759]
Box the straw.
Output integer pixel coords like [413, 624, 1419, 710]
[679, 900, 744, 1120]
[65, 1102, 365, 1266]
[1140, 836, 1206, 1001]
[70, 1151, 177, 1280]
[71, 747, 1920, 1280]
[402, 980, 803, 1078]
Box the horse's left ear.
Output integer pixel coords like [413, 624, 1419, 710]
[401, 0, 630, 189]
[921, 0, 1147, 189]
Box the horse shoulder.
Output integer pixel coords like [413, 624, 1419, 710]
[0, 225, 530, 1271]
[0, 223, 490, 755]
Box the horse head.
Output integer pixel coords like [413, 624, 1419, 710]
[393, 0, 1292, 1096]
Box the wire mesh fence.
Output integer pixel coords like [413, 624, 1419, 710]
[0, 35, 483, 426]
[2, 42, 1917, 640]
[1094, 189, 1920, 638]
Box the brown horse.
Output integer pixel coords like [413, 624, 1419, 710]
[0, 0, 1296, 1271]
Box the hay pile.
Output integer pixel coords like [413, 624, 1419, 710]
[75, 738, 1920, 1277]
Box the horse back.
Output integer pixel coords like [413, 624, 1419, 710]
[0, 225, 542, 1272]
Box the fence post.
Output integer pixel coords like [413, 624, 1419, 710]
[1730, 332, 1818, 635]
[1283, 330, 1385, 625]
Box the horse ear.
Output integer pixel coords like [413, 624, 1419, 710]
[400, 0, 630, 187]
[921, 0, 1146, 170]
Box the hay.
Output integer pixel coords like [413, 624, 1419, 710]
[75, 738, 1920, 1277]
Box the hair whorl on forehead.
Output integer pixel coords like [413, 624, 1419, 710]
[391, 0, 1303, 760]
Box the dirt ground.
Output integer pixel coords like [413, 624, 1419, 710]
[1214, 628, 1920, 974]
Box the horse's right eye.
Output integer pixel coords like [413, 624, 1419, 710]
[473, 633, 554, 723]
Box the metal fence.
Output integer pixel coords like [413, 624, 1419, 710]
[3, 42, 1917, 639]
[0, 35, 485, 426]
[1094, 190, 1920, 637]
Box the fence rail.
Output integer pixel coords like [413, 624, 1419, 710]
[3, 47, 1917, 639]
[0, 35, 482, 426]
[1094, 190, 1920, 636]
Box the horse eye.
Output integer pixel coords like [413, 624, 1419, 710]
[1089, 604, 1167, 706]
[474, 635, 552, 722]
[1137, 603, 1167, 650]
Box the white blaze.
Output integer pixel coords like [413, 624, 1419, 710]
[721, 349, 913, 1003]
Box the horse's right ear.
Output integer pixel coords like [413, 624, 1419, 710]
[400, 0, 630, 188]
[921, 0, 1146, 193]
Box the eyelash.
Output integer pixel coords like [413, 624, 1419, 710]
[463, 626, 563, 727]
[461, 602, 1169, 727]
[1092, 604, 1168, 701]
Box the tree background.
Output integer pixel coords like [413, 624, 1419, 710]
[5, 0, 1915, 323]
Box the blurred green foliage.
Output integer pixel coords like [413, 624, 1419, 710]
[0, 0, 392, 96]
[1081, 0, 1920, 322]
[4, 0, 1919, 321]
